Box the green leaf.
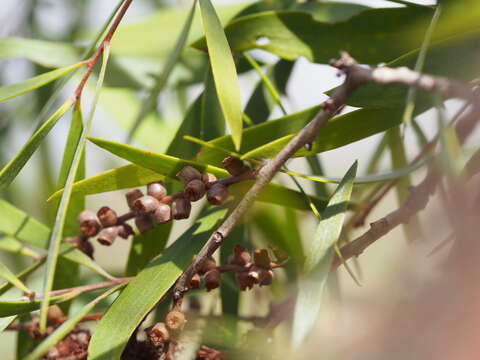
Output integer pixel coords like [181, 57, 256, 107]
[192, 7, 432, 64]
[0, 263, 32, 295]
[0, 99, 74, 190]
[0, 261, 44, 298]
[0, 63, 84, 103]
[292, 162, 357, 349]
[291, 1, 369, 23]
[60, 244, 115, 280]
[88, 208, 228, 359]
[0, 316, 16, 333]
[25, 284, 126, 360]
[200, 0, 243, 150]
[0, 291, 80, 317]
[0, 236, 41, 260]
[39, 47, 110, 331]
[0, 37, 82, 68]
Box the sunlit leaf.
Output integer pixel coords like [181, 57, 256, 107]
[0, 263, 32, 295]
[0, 291, 80, 317]
[0, 261, 44, 298]
[0, 315, 16, 333]
[0, 236, 41, 260]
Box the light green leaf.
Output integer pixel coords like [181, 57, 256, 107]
[88, 208, 228, 359]
[0, 63, 84, 103]
[60, 244, 115, 280]
[39, 47, 110, 331]
[0, 237, 41, 260]
[0, 291, 80, 317]
[0, 261, 44, 298]
[291, 2, 369, 23]
[292, 162, 357, 349]
[200, 0, 243, 150]
[0, 37, 82, 68]
[0, 99, 74, 190]
[0, 263, 32, 295]
[26, 284, 126, 360]
[0, 316, 16, 333]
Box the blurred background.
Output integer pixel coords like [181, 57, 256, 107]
[3, 0, 480, 359]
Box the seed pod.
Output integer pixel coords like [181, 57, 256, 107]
[232, 245, 250, 266]
[253, 249, 271, 269]
[77, 210, 100, 237]
[189, 273, 201, 290]
[125, 189, 144, 209]
[97, 206, 118, 227]
[259, 269, 274, 286]
[222, 156, 249, 176]
[176, 166, 201, 185]
[135, 215, 155, 233]
[148, 322, 170, 346]
[165, 310, 186, 332]
[46, 305, 64, 325]
[153, 204, 171, 224]
[201, 173, 217, 188]
[204, 269, 221, 291]
[147, 182, 167, 201]
[172, 198, 191, 220]
[184, 179, 206, 202]
[133, 195, 160, 215]
[66, 236, 94, 259]
[118, 223, 134, 239]
[207, 183, 229, 205]
[97, 227, 119, 246]
[236, 271, 255, 291]
[198, 256, 217, 275]
[247, 266, 261, 285]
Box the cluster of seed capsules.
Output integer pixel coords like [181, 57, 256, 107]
[68, 157, 250, 258]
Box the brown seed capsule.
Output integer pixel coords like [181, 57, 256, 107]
[176, 166, 201, 185]
[118, 223, 134, 239]
[207, 183, 229, 206]
[97, 206, 118, 227]
[165, 310, 186, 332]
[148, 322, 170, 346]
[147, 182, 167, 201]
[97, 227, 119, 246]
[253, 249, 271, 269]
[172, 198, 191, 220]
[247, 266, 261, 285]
[66, 236, 94, 259]
[236, 271, 255, 291]
[259, 269, 274, 286]
[184, 179, 206, 202]
[222, 156, 249, 176]
[46, 305, 64, 325]
[189, 273, 201, 290]
[125, 188, 144, 209]
[152, 204, 171, 224]
[232, 245, 251, 266]
[201, 173, 217, 188]
[135, 215, 155, 233]
[133, 195, 160, 215]
[204, 269, 221, 291]
[77, 210, 100, 237]
[198, 256, 217, 275]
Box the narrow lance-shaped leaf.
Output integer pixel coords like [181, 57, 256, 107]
[0, 261, 44, 298]
[292, 161, 357, 349]
[0, 99, 74, 190]
[88, 208, 228, 359]
[0, 263, 32, 295]
[0, 316, 16, 333]
[0, 236, 41, 260]
[39, 47, 110, 332]
[200, 0, 243, 150]
[26, 284, 126, 360]
[0, 62, 84, 103]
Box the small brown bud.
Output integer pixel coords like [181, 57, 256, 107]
[97, 206, 118, 227]
[148, 322, 170, 345]
[46, 305, 64, 325]
[165, 310, 186, 332]
[147, 182, 167, 200]
[125, 189, 144, 209]
[207, 183, 229, 205]
[222, 156, 249, 176]
[118, 223, 134, 239]
[135, 215, 155, 233]
[236, 271, 255, 291]
[176, 166, 201, 185]
[232, 245, 250, 266]
[198, 256, 217, 275]
[184, 179, 206, 202]
[97, 227, 119, 246]
[201, 173, 217, 188]
[152, 204, 171, 224]
[133, 195, 159, 215]
[66, 236, 94, 259]
[172, 198, 191, 220]
[247, 266, 261, 285]
[77, 210, 100, 237]
[189, 273, 201, 289]
[259, 269, 274, 286]
[204, 269, 221, 291]
[253, 249, 271, 269]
